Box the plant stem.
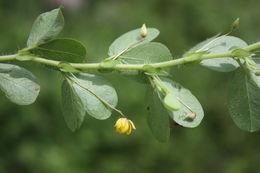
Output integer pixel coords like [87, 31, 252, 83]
[0, 42, 260, 71]
[150, 75, 169, 94]
[0, 54, 17, 61]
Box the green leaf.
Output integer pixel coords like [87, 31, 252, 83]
[188, 35, 248, 72]
[253, 57, 260, 78]
[28, 38, 86, 63]
[117, 42, 172, 83]
[108, 28, 159, 56]
[187, 34, 220, 53]
[27, 8, 64, 46]
[0, 63, 40, 105]
[253, 57, 260, 66]
[228, 69, 260, 132]
[61, 79, 85, 131]
[160, 77, 204, 128]
[118, 70, 150, 84]
[68, 73, 118, 120]
[147, 88, 170, 142]
[119, 42, 172, 64]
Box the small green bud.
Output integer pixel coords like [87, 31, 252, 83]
[140, 24, 147, 38]
[163, 93, 181, 111]
[230, 18, 240, 32]
[255, 72, 260, 76]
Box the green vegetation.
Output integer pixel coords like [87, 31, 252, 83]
[0, 0, 260, 172]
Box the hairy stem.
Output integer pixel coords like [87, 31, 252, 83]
[0, 41, 260, 70]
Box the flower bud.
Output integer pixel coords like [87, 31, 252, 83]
[230, 18, 240, 32]
[140, 24, 147, 38]
[114, 118, 136, 135]
[163, 93, 181, 111]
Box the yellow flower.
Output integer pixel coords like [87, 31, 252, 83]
[114, 118, 136, 135]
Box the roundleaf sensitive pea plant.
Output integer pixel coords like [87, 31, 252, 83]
[1, 8, 260, 142]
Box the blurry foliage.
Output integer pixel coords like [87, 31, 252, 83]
[0, 0, 260, 172]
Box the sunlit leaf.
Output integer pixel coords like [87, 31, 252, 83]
[188, 36, 248, 72]
[66, 73, 118, 120]
[119, 42, 172, 64]
[117, 42, 172, 83]
[27, 8, 64, 46]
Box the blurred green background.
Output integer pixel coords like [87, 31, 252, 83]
[1, 0, 260, 172]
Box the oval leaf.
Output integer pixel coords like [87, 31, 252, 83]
[252, 58, 260, 87]
[28, 38, 86, 63]
[108, 28, 159, 56]
[61, 79, 85, 131]
[68, 73, 118, 120]
[0, 63, 40, 105]
[119, 42, 172, 64]
[160, 77, 204, 128]
[147, 88, 170, 142]
[117, 42, 172, 83]
[228, 69, 260, 132]
[27, 8, 64, 46]
[188, 36, 248, 72]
